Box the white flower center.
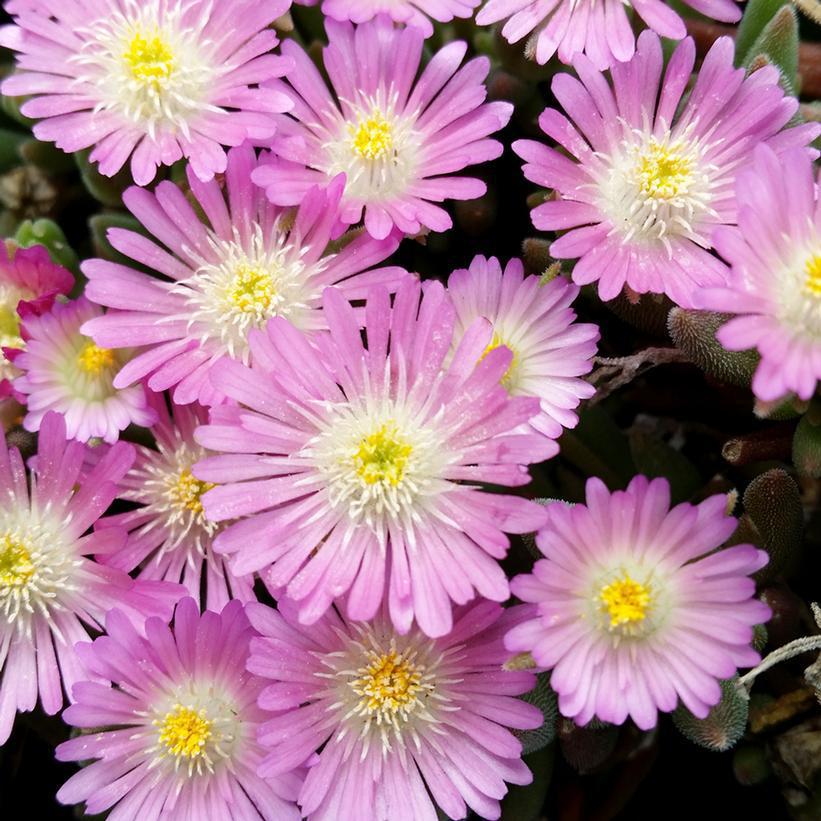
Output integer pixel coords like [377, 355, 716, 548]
[0, 283, 28, 381]
[776, 245, 821, 338]
[304, 401, 451, 536]
[63, 337, 125, 403]
[72, 1, 217, 133]
[0, 506, 79, 631]
[324, 97, 421, 202]
[146, 683, 243, 777]
[126, 443, 218, 556]
[173, 223, 321, 361]
[597, 126, 716, 253]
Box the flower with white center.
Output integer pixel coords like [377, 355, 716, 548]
[448, 255, 598, 447]
[13, 297, 155, 443]
[98, 394, 254, 611]
[195, 281, 551, 638]
[247, 599, 543, 821]
[0, 0, 294, 185]
[700, 145, 821, 402]
[81, 144, 407, 406]
[476, 0, 742, 68]
[56, 598, 302, 819]
[252, 15, 513, 240]
[320, 0, 482, 37]
[514, 32, 820, 308]
[506, 476, 771, 730]
[0, 411, 182, 746]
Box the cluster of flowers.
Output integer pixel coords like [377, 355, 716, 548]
[0, 0, 814, 817]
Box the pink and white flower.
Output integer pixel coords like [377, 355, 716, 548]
[253, 16, 513, 240]
[195, 281, 551, 637]
[320, 0, 481, 37]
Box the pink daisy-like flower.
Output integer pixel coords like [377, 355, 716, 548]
[56, 597, 302, 819]
[195, 281, 551, 638]
[320, 0, 481, 37]
[476, 0, 741, 69]
[514, 32, 820, 308]
[699, 146, 821, 402]
[252, 16, 513, 240]
[14, 297, 155, 443]
[247, 598, 542, 820]
[0, 243, 73, 393]
[506, 476, 771, 730]
[0, 0, 293, 185]
[82, 144, 407, 407]
[448, 255, 598, 449]
[0, 411, 181, 745]
[97, 393, 254, 611]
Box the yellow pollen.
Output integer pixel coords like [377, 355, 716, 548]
[0, 534, 35, 589]
[157, 705, 212, 759]
[803, 253, 821, 296]
[636, 139, 692, 200]
[77, 343, 116, 376]
[350, 111, 395, 161]
[228, 264, 275, 314]
[599, 574, 651, 628]
[478, 331, 517, 389]
[123, 30, 175, 86]
[353, 423, 412, 487]
[352, 649, 423, 717]
[169, 469, 214, 515]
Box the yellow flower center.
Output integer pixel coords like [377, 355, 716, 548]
[636, 138, 693, 200]
[169, 469, 215, 515]
[0, 534, 35, 589]
[352, 648, 424, 719]
[478, 331, 517, 390]
[228, 264, 276, 315]
[157, 705, 212, 760]
[803, 253, 821, 296]
[350, 111, 395, 160]
[599, 574, 651, 629]
[77, 343, 116, 376]
[353, 423, 412, 487]
[123, 30, 175, 86]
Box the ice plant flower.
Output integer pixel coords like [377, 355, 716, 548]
[320, 0, 481, 36]
[514, 32, 820, 308]
[97, 394, 254, 611]
[699, 146, 821, 402]
[476, 0, 741, 68]
[13, 297, 155, 443]
[448, 255, 598, 449]
[505, 476, 771, 730]
[0, 0, 294, 185]
[253, 16, 513, 240]
[195, 281, 551, 637]
[247, 599, 542, 820]
[56, 597, 302, 819]
[0, 411, 182, 745]
[82, 145, 407, 406]
[0, 242, 73, 392]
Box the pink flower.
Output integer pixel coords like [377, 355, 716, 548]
[476, 0, 741, 68]
[514, 32, 820, 308]
[0, 0, 293, 185]
[0, 243, 73, 394]
[195, 281, 551, 638]
[320, 0, 481, 36]
[700, 146, 821, 402]
[0, 412, 182, 745]
[14, 297, 156, 443]
[56, 597, 302, 819]
[97, 393, 255, 611]
[253, 16, 513, 240]
[247, 598, 542, 820]
[82, 144, 407, 406]
[506, 476, 771, 730]
[448, 255, 598, 448]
